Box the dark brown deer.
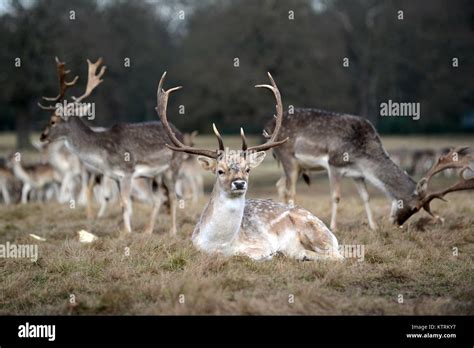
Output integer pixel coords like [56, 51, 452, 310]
[39, 57, 183, 234]
[266, 108, 473, 229]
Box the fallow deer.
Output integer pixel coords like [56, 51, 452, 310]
[6, 153, 61, 203]
[0, 160, 17, 204]
[175, 132, 204, 204]
[266, 109, 473, 229]
[157, 73, 342, 261]
[33, 139, 84, 204]
[39, 57, 184, 234]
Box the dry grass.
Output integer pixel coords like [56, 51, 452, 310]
[0, 134, 473, 315]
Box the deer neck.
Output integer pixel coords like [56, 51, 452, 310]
[11, 161, 30, 184]
[193, 184, 246, 253]
[361, 155, 417, 203]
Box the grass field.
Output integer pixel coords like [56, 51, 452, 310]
[0, 133, 473, 315]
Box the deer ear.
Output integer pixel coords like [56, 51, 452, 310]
[248, 151, 266, 169]
[197, 156, 216, 172]
[415, 177, 428, 197]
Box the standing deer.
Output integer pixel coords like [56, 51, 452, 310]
[175, 132, 204, 204]
[33, 139, 84, 203]
[0, 160, 17, 204]
[266, 109, 473, 229]
[39, 57, 183, 234]
[157, 73, 342, 261]
[6, 153, 61, 203]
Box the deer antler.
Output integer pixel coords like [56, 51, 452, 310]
[241, 72, 289, 153]
[72, 58, 106, 104]
[155, 72, 223, 159]
[416, 147, 474, 216]
[38, 57, 79, 110]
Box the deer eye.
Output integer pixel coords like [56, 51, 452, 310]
[246, 168, 250, 173]
[217, 170, 225, 175]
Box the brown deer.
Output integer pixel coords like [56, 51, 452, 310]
[266, 108, 473, 229]
[39, 57, 183, 234]
[33, 139, 85, 204]
[156, 73, 342, 261]
[6, 153, 61, 203]
[175, 132, 204, 204]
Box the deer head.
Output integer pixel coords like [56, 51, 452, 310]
[39, 57, 106, 142]
[394, 147, 474, 225]
[156, 71, 288, 198]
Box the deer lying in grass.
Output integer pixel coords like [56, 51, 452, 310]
[39, 57, 183, 234]
[157, 73, 342, 261]
[6, 153, 61, 203]
[266, 109, 474, 229]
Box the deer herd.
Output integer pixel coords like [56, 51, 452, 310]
[0, 57, 473, 261]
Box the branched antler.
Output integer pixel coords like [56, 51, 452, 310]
[240, 72, 289, 153]
[416, 147, 473, 216]
[38, 57, 79, 110]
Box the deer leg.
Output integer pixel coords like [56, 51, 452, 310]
[59, 172, 72, 203]
[162, 171, 178, 235]
[353, 177, 377, 230]
[21, 183, 31, 204]
[281, 158, 298, 205]
[144, 179, 162, 235]
[119, 176, 133, 233]
[78, 169, 89, 206]
[1, 183, 11, 204]
[86, 174, 96, 219]
[328, 167, 341, 231]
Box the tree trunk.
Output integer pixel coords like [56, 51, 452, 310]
[15, 111, 31, 149]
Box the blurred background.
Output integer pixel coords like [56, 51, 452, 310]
[0, 0, 473, 149]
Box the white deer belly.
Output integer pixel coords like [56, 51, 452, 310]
[133, 164, 169, 178]
[295, 153, 329, 170]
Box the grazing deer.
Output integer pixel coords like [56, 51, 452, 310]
[39, 57, 183, 234]
[6, 153, 61, 204]
[157, 73, 342, 261]
[266, 109, 473, 229]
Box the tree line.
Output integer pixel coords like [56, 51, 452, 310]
[1, 0, 473, 148]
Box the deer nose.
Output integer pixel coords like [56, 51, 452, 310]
[231, 180, 247, 191]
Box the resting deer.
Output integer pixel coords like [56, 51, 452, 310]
[266, 109, 473, 229]
[157, 73, 342, 261]
[39, 57, 183, 234]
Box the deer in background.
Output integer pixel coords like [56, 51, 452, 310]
[33, 139, 85, 204]
[6, 153, 61, 203]
[175, 131, 204, 204]
[157, 72, 342, 261]
[266, 108, 474, 229]
[39, 57, 183, 234]
[0, 159, 19, 204]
